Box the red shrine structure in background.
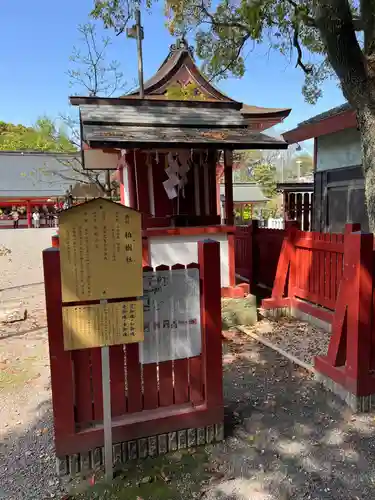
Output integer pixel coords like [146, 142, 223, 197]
[71, 39, 291, 295]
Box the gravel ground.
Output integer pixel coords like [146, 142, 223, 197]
[241, 316, 330, 366]
[204, 332, 375, 500]
[2, 300, 375, 499]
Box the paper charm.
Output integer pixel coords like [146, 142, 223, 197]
[167, 152, 179, 173]
[163, 179, 178, 199]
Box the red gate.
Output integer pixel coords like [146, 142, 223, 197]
[44, 239, 224, 474]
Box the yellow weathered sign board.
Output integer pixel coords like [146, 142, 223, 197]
[62, 300, 144, 350]
[59, 198, 142, 302]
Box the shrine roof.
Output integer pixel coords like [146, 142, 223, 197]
[118, 40, 291, 128]
[72, 97, 288, 150]
[82, 123, 287, 150]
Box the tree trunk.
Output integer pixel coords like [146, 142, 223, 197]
[358, 107, 375, 232]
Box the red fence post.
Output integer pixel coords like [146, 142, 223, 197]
[270, 221, 297, 299]
[43, 248, 75, 456]
[249, 220, 257, 293]
[198, 240, 223, 410]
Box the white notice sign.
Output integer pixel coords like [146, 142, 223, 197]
[140, 268, 201, 364]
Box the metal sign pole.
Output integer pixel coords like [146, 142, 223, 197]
[101, 344, 113, 482]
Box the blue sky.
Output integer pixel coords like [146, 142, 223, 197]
[0, 0, 346, 141]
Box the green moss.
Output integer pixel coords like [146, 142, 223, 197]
[70, 448, 211, 500]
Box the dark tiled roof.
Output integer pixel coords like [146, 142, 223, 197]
[83, 124, 288, 149]
[298, 102, 351, 127]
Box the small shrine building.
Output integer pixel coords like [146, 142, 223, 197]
[70, 40, 291, 293]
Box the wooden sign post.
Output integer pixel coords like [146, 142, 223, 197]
[58, 198, 143, 482]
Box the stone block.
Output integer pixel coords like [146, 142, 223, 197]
[187, 428, 197, 447]
[148, 436, 157, 457]
[197, 427, 206, 446]
[93, 447, 102, 469]
[168, 431, 178, 451]
[80, 452, 91, 473]
[206, 425, 214, 444]
[138, 438, 148, 458]
[113, 443, 123, 467]
[158, 434, 167, 455]
[128, 441, 138, 460]
[215, 422, 224, 442]
[178, 430, 187, 449]
[56, 457, 69, 476]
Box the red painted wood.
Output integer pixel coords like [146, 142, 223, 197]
[198, 240, 223, 409]
[346, 233, 373, 391]
[234, 225, 253, 283]
[187, 259, 203, 417]
[126, 343, 143, 413]
[159, 362, 174, 407]
[53, 405, 222, 457]
[90, 347, 104, 421]
[135, 151, 150, 215]
[291, 298, 334, 324]
[324, 233, 331, 301]
[174, 358, 189, 404]
[319, 233, 325, 304]
[331, 234, 338, 301]
[142, 363, 159, 410]
[109, 345, 127, 417]
[143, 225, 235, 238]
[189, 355, 204, 404]
[224, 152, 234, 225]
[283, 108, 356, 144]
[43, 248, 75, 450]
[72, 349, 93, 425]
[315, 232, 375, 398]
[142, 237, 150, 266]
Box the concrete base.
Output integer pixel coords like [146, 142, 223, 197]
[261, 303, 331, 333]
[222, 295, 257, 329]
[56, 423, 224, 477]
[291, 306, 331, 333]
[315, 372, 375, 413]
[261, 307, 290, 320]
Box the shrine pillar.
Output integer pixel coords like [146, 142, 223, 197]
[224, 150, 234, 225]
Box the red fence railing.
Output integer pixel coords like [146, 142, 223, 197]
[291, 231, 345, 310]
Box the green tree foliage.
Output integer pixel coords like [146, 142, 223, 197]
[0, 117, 76, 152]
[252, 162, 277, 199]
[165, 81, 207, 100]
[91, 0, 375, 231]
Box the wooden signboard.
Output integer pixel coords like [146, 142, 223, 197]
[59, 198, 142, 302]
[62, 300, 144, 350]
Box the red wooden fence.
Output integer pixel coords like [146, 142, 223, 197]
[44, 239, 223, 468]
[289, 230, 345, 310]
[234, 221, 286, 291]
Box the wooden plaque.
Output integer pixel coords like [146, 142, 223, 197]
[62, 300, 144, 350]
[59, 198, 142, 302]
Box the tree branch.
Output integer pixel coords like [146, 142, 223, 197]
[313, 0, 368, 107]
[292, 23, 312, 74]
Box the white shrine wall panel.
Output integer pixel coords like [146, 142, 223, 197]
[148, 232, 230, 287]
